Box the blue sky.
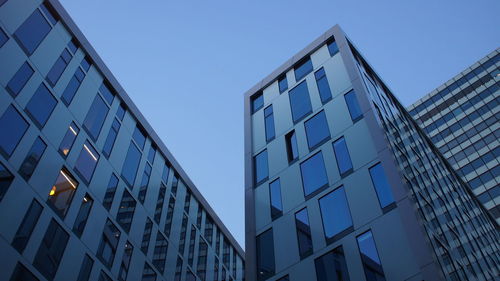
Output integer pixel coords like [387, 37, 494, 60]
[59, 0, 500, 247]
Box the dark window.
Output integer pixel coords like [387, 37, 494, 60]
[97, 219, 121, 269]
[61, 68, 85, 105]
[81, 56, 91, 72]
[264, 105, 275, 142]
[118, 241, 133, 281]
[153, 232, 168, 273]
[164, 195, 175, 236]
[12, 199, 43, 253]
[332, 137, 353, 176]
[103, 174, 118, 210]
[39, 3, 57, 25]
[33, 219, 69, 280]
[197, 206, 203, 229]
[0, 28, 8, 48]
[319, 186, 353, 242]
[315, 68, 332, 103]
[285, 130, 299, 163]
[7, 62, 34, 96]
[14, 8, 52, 55]
[344, 90, 362, 121]
[204, 216, 214, 244]
[256, 228, 275, 281]
[0, 105, 29, 158]
[141, 218, 153, 255]
[300, 151, 328, 197]
[10, 263, 40, 281]
[142, 262, 156, 281]
[212, 258, 219, 281]
[46, 48, 72, 86]
[357, 231, 386, 281]
[74, 141, 99, 183]
[47, 169, 78, 217]
[121, 142, 141, 187]
[25, 83, 57, 127]
[154, 184, 166, 224]
[188, 227, 196, 266]
[327, 40, 339, 56]
[179, 215, 188, 255]
[0, 161, 15, 202]
[369, 163, 395, 209]
[251, 93, 264, 113]
[72, 194, 93, 237]
[133, 126, 146, 149]
[161, 164, 170, 184]
[186, 270, 196, 281]
[254, 150, 268, 186]
[116, 190, 136, 233]
[269, 178, 283, 220]
[67, 39, 78, 54]
[314, 246, 350, 281]
[294, 57, 313, 81]
[278, 75, 288, 93]
[83, 95, 109, 141]
[59, 122, 79, 157]
[99, 83, 115, 105]
[277, 276, 290, 281]
[184, 191, 191, 213]
[304, 110, 330, 150]
[197, 239, 208, 280]
[138, 163, 152, 204]
[171, 173, 179, 195]
[116, 103, 126, 120]
[289, 80, 312, 123]
[98, 271, 112, 281]
[103, 118, 120, 158]
[223, 238, 230, 268]
[295, 208, 313, 259]
[76, 254, 94, 281]
[147, 145, 156, 163]
[18, 137, 46, 180]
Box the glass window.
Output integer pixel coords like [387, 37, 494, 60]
[99, 83, 115, 105]
[18, 137, 46, 180]
[40, 3, 57, 25]
[197, 239, 207, 280]
[99, 271, 112, 281]
[285, 130, 299, 163]
[153, 232, 168, 273]
[142, 262, 156, 281]
[0, 28, 8, 48]
[141, 218, 153, 255]
[147, 145, 156, 163]
[188, 227, 196, 266]
[369, 163, 395, 209]
[116, 103, 126, 120]
[72, 194, 93, 237]
[7, 62, 34, 97]
[102, 174, 118, 210]
[333, 137, 353, 176]
[116, 189, 136, 233]
[0, 161, 14, 202]
[254, 150, 268, 185]
[251, 93, 264, 113]
[154, 184, 166, 224]
[357, 231, 386, 281]
[46, 48, 72, 86]
[121, 142, 141, 187]
[161, 163, 170, 184]
[25, 83, 57, 127]
[277, 276, 290, 281]
[98, 219, 121, 269]
[12, 199, 43, 253]
[319, 186, 353, 242]
[76, 254, 94, 281]
[289, 80, 312, 123]
[295, 208, 313, 259]
[314, 246, 349, 281]
[119, 241, 133, 281]
[171, 173, 179, 195]
[10, 263, 39, 281]
[138, 163, 152, 204]
[102, 118, 120, 158]
[327, 40, 339, 56]
[294, 57, 313, 81]
[83, 95, 109, 141]
[33, 219, 69, 280]
[59, 122, 79, 157]
[204, 216, 214, 244]
[264, 105, 275, 142]
[47, 168, 78, 217]
[344, 90, 362, 121]
[304, 111, 330, 150]
[186, 270, 196, 281]
[269, 178, 283, 220]
[14, 9, 52, 55]
[300, 151, 328, 197]
[61, 68, 85, 105]
[75, 141, 99, 183]
[278, 75, 288, 93]
[67, 39, 78, 54]
[0, 105, 29, 158]
[133, 126, 146, 149]
[164, 195, 175, 236]
[81, 56, 91, 72]
[315, 68, 332, 103]
[256, 228, 275, 281]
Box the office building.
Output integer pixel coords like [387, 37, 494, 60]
[0, 0, 244, 280]
[244, 25, 499, 281]
[408, 50, 499, 224]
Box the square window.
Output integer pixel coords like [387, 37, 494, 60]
[304, 111, 330, 150]
[25, 83, 57, 128]
[300, 151, 328, 197]
[289, 80, 312, 123]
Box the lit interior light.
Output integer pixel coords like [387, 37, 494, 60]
[60, 170, 77, 189]
[84, 144, 98, 161]
[62, 149, 69, 155]
[83, 196, 88, 202]
[49, 186, 56, 196]
[69, 125, 78, 135]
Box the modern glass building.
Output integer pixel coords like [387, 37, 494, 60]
[408, 50, 499, 224]
[244, 25, 499, 281]
[0, 1, 244, 280]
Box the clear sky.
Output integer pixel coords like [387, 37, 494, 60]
[59, 0, 500, 248]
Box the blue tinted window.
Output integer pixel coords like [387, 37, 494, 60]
[14, 9, 51, 55]
[12, 199, 43, 253]
[102, 118, 120, 158]
[19, 137, 46, 180]
[116, 103, 126, 120]
[33, 219, 69, 280]
[138, 163, 152, 204]
[83, 95, 109, 141]
[77, 254, 94, 281]
[256, 229, 275, 281]
[147, 145, 156, 163]
[133, 126, 146, 149]
[161, 164, 170, 183]
[333, 137, 353, 176]
[40, 3, 57, 25]
[7, 62, 34, 97]
[0, 162, 14, 202]
[357, 231, 386, 281]
[72, 194, 93, 237]
[25, 83, 57, 127]
[278, 75, 288, 93]
[48, 169, 79, 217]
[300, 151, 328, 197]
[0, 28, 8, 48]
[304, 111, 330, 150]
[67, 39, 78, 54]
[81, 56, 91, 72]
[369, 163, 395, 209]
[75, 141, 99, 183]
[116, 189, 136, 232]
[327, 40, 339, 56]
[315, 68, 332, 103]
[314, 246, 349, 281]
[269, 178, 282, 220]
[252, 93, 264, 113]
[294, 57, 313, 81]
[99, 83, 115, 105]
[254, 150, 268, 186]
[344, 90, 362, 121]
[264, 105, 275, 142]
[295, 208, 313, 259]
[286, 130, 299, 162]
[61, 68, 85, 105]
[103, 174, 118, 211]
[0, 105, 29, 158]
[46, 49, 72, 86]
[289, 80, 312, 123]
[59, 122, 79, 157]
[319, 186, 353, 242]
[121, 142, 141, 187]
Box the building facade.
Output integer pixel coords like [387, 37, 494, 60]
[0, 1, 244, 281]
[244, 25, 499, 281]
[408, 50, 499, 224]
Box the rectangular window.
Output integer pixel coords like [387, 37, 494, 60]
[175, 256, 183, 281]
[12, 199, 43, 253]
[188, 227, 196, 266]
[116, 103, 126, 120]
[319, 186, 353, 242]
[72, 194, 93, 237]
[99, 83, 115, 105]
[121, 142, 141, 187]
[75, 141, 99, 183]
[295, 208, 313, 259]
[67, 39, 78, 54]
[103, 118, 120, 158]
[46, 48, 72, 86]
[61, 68, 85, 105]
[0, 105, 29, 158]
[344, 90, 363, 121]
[164, 195, 175, 236]
[0, 161, 14, 202]
[47, 168, 78, 217]
[314, 246, 349, 281]
[76, 254, 94, 281]
[10, 263, 39, 281]
[186, 270, 196, 281]
[332, 137, 353, 176]
[327, 40, 339, 56]
[256, 228, 275, 281]
[294, 57, 313, 81]
[19, 137, 46, 180]
[315, 68, 332, 103]
[357, 231, 386, 281]
[161, 164, 170, 184]
[197, 239, 208, 280]
[213, 258, 219, 281]
[147, 145, 156, 163]
[197, 206, 203, 229]
[25, 83, 57, 128]
[285, 130, 299, 163]
[184, 191, 191, 213]
[223, 238, 230, 268]
[33, 219, 69, 280]
[204, 216, 214, 244]
[142, 262, 156, 281]
[172, 173, 179, 195]
[369, 163, 395, 209]
[251, 92, 264, 113]
[289, 80, 312, 123]
[7, 62, 34, 97]
[81, 56, 91, 72]
[264, 105, 275, 142]
[138, 163, 152, 204]
[83, 95, 109, 141]
[141, 218, 153, 255]
[0, 28, 8, 47]
[14, 8, 52, 55]
[179, 215, 188, 254]
[300, 151, 328, 197]
[254, 150, 268, 186]
[103, 174, 118, 210]
[153, 232, 168, 274]
[133, 126, 147, 149]
[278, 75, 288, 93]
[269, 178, 283, 220]
[99, 271, 112, 281]
[98, 219, 121, 269]
[118, 241, 133, 281]
[304, 110, 330, 150]
[116, 189, 136, 233]
[154, 184, 166, 224]
[59, 122, 79, 157]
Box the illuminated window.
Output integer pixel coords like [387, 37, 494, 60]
[75, 141, 99, 183]
[59, 122, 79, 157]
[47, 168, 78, 217]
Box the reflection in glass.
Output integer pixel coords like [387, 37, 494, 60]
[47, 169, 78, 217]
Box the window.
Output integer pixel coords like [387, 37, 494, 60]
[154, 184, 166, 224]
[99, 83, 115, 105]
[327, 40, 339, 56]
[72, 194, 93, 237]
[188, 227, 196, 266]
[197, 206, 203, 229]
[138, 163, 152, 204]
[314, 246, 349, 281]
[98, 271, 112, 281]
[10, 262, 39, 281]
[289, 80, 312, 123]
[12, 199, 43, 253]
[98, 219, 121, 269]
[315, 68, 332, 103]
[277, 276, 290, 281]
[172, 173, 179, 195]
[121, 142, 141, 187]
[251, 92, 264, 113]
[256, 228, 275, 281]
[319, 186, 353, 242]
[81, 56, 91, 72]
[213, 258, 219, 281]
[75, 141, 99, 183]
[357, 231, 386, 281]
[186, 270, 196, 281]
[14, 8, 52, 55]
[295, 208, 313, 259]
[67, 39, 78, 54]
[116, 103, 126, 120]
[344, 90, 362, 121]
[119, 241, 133, 281]
[0, 28, 8, 48]
[285, 130, 299, 163]
[25, 83, 57, 128]
[47, 168, 78, 217]
[269, 178, 283, 220]
[133, 126, 146, 149]
[164, 195, 175, 236]
[116, 189, 136, 233]
[142, 262, 156, 281]
[153, 232, 168, 273]
[0, 105, 29, 158]
[0, 161, 14, 202]
[46, 48, 72, 86]
[223, 238, 230, 268]
[83, 95, 109, 141]
[332, 137, 353, 176]
[184, 191, 191, 213]
[161, 163, 170, 184]
[278, 75, 288, 93]
[294, 57, 313, 81]
[147, 145, 156, 163]
[204, 216, 214, 244]
[103, 174, 118, 210]
[76, 254, 94, 281]
[264, 105, 275, 142]
[369, 163, 395, 209]
[59, 122, 79, 157]
[103, 118, 120, 158]
[141, 218, 153, 255]
[7, 62, 34, 97]
[304, 111, 330, 150]
[33, 219, 69, 280]
[254, 150, 268, 186]
[61, 68, 85, 105]
[19, 137, 46, 180]
[197, 239, 208, 280]
[179, 215, 188, 254]
[300, 151, 328, 197]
